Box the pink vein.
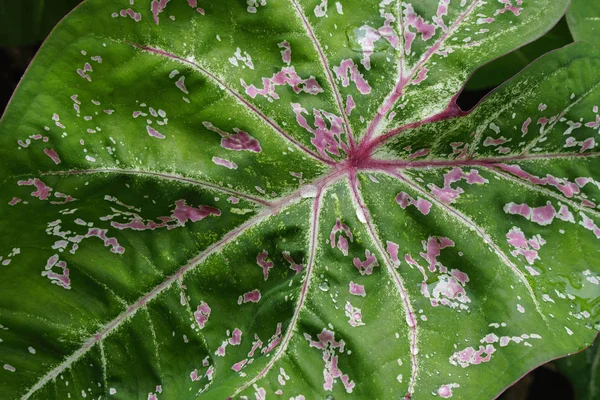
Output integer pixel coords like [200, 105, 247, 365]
[385, 169, 548, 323]
[348, 172, 419, 398]
[362, 151, 600, 170]
[41, 168, 274, 207]
[483, 165, 600, 220]
[289, 0, 356, 150]
[229, 181, 325, 397]
[361, 0, 480, 146]
[127, 42, 334, 166]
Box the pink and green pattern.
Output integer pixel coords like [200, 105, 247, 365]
[0, 1, 598, 399]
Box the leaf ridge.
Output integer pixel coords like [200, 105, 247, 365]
[128, 42, 333, 166]
[39, 168, 275, 208]
[229, 180, 326, 397]
[289, 0, 356, 149]
[349, 173, 418, 397]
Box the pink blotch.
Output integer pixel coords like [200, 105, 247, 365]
[256, 250, 274, 280]
[151, 0, 169, 25]
[428, 168, 488, 204]
[8, 197, 21, 206]
[212, 157, 238, 169]
[291, 103, 347, 160]
[386, 241, 401, 267]
[146, 125, 165, 139]
[521, 117, 532, 136]
[420, 236, 454, 273]
[229, 328, 243, 345]
[242, 66, 323, 101]
[283, 251, 303, 274]
[172, 200, 220, 225]
[241, 289, 261, 304]
[194, 301, 211, 329]
[395, 191, 432, 215]
[43, 148, 61, 164]
[349, 281, 366, 297]
[277, 41, 292, 65]
[330, 219, 353, 256]
[345, 95, 356, 116]
[333, 59, 372, 95]
[231, 359, 248, 372]
[18, 178, 52, 200]
[353, 249, 378, 275]
[176, 76, 189, 94]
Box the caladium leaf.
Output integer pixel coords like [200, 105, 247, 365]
[0, 1, 598, 400]
[555, 334, 600, 400]
[567, 0, 600, 44]
[464, 17, 572, 91]
[0, 0, 83, 46]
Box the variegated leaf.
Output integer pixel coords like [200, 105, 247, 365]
[0, 1, 597, 400]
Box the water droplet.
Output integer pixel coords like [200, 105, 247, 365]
[346, 25, 389, 53]
[319, 281, 330, 292]
[594, 321, 600, 330]
[324, 396, 335, 400]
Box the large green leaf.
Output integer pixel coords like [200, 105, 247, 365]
[464, 17, 572, 91]
[0, 1, 598, 399]
[0, 0, 83, 46]
[567, 0, 600, 43]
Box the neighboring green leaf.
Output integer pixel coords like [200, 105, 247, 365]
[465, 18, 573, 91]
[0, 1, 598, 400]
[555, 334, 600, 400]
[567, 0, 600, 43]
[0, 0, 83, 46]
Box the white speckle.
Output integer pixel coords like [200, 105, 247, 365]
[565, 327, 573, 336]
[28, 347, 36, 354]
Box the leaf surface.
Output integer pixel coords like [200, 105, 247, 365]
[567, 0, 600, 44]
[0, 1, 598, 400]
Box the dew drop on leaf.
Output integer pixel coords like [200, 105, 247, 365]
[346, 25, 390, 53]
[318, 281, 330, 292]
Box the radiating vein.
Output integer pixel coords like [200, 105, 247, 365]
[485, 165, 600, 220]
[127, 42, 333, 166]
[289, 0, 356, 149]
[21, 209, 276, 399]
[522, 80, 600, 155]
[40, 168, 275, 207]
[384, 170, 549, 325]
[363, 151, 600, 170]
[362, 0, 480, 144]
[348, 172, 418, 398]
[21, 168, 343, 399]
[229, 179, 325, 397]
